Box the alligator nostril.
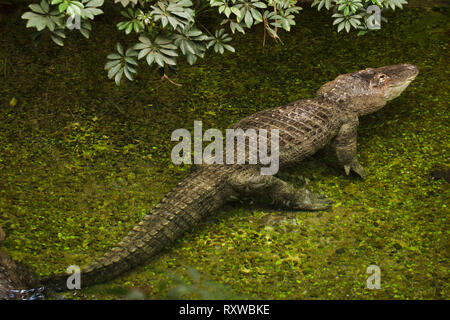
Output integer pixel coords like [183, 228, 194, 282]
[404, 64, 419, 75]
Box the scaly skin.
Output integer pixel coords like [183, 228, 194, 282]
[1, 64, 419, 295]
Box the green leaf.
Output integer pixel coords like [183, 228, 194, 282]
[115, 68, 124, 85]
[250, 8, 262, 22]
[146, 53, 155, 66]
[161, 55, 176, 65]
[223, 44, 235, 52]
[107, 53, 122, 60]
[116, 42, 124, 55]
[252, 2, 266, 9]
[58, 2, 69, 12]
[105, 59, 121, 70]
[229, 21, 245, 34]
[79, 27, 89, 38]
[244, 10, 253, 28]
[50, 33, 64, 46]
[224, 6, 231, 18]
[124, 56, 138, 65]
[125, 22, 133, 34]
[231, 6, 241, 19]
[160, 48, 178, 57]
[29, 3, 46, 14]
[86, 0, 104, 7]
[108, 62, 123, 78]
[154, 54, 165, 67]
[123, 66, 134, 80]
[186, 53, 196, 65]
[137, 48, 151, 59]
[83, 7, 103, 19]
[40, 0, 50, 12]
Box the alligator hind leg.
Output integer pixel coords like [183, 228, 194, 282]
[228, 168, 332, 211]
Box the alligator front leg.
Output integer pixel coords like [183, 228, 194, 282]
[228, 168, 332, 211]
[333, 115, 367, 179]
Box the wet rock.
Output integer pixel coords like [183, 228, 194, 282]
[0, 250, 40, 300]
[0, 228, 40, 300]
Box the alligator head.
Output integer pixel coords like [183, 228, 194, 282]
[317, 64, 419, 116]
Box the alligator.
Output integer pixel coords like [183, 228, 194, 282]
[1, 64, 419, 296]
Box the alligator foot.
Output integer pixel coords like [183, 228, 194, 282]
[228, 168, 333, 211]
[344, 158, 367, 180]
[291, 188, 333, 211]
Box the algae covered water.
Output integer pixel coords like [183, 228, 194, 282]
[0, 2, 448, 299]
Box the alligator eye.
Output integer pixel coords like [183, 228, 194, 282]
[377, 73, 387, 82]
[369, 73, 388, 87]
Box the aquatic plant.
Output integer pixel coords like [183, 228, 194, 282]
[21, 0, 407, 84]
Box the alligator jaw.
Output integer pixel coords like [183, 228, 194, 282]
[378, 64, 419, 101]
[384, 77, 415, 101]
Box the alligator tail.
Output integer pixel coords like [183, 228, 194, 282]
[42, 166, 232, 290]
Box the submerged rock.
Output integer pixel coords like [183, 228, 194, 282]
[0, 228, 40, 300]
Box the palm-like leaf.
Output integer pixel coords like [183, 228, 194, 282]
[134, 35, 178, 68]
[105, 43, 138, 85]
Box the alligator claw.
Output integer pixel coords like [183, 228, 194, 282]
[344, 159, 367, 180]
[310, 198, 334, 211]
[344, 165, 351, 176]
[293, 189, 334, 211]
